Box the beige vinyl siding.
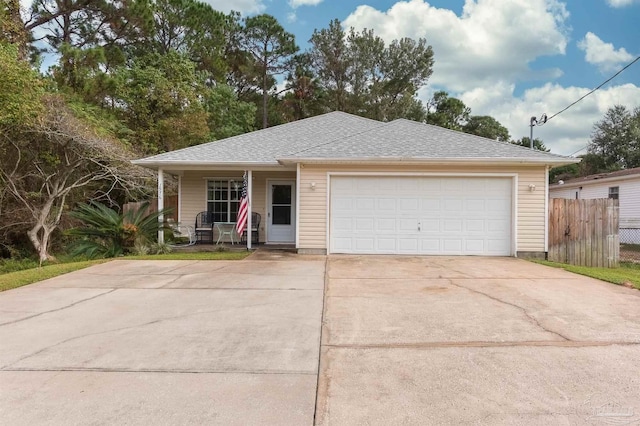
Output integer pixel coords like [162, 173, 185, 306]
[298, 164, 548, 253]
[180, 170, 294, 242]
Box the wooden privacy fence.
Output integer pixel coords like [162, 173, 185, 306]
[122, 195, 178, 219]
[548, 198, 619, 267]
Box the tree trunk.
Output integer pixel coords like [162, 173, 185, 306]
[3, 0, 29, 61]
[27, 224, 56, 265]
[262, 67, 268, 129]
[26, 196, 58, 265]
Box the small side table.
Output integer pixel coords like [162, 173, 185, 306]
[215, 222, 237, 245]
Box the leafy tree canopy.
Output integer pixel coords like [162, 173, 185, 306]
[425, 91, 470, 131]
[463, 115, 511, 142]
[511, 137, 550, 152]
[588, 104, 640, 170]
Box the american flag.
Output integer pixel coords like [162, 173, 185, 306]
[236, 171, 249, 236]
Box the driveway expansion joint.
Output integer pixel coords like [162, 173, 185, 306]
[313, 257, 329, 426]
[323, 341, 640, 349]
[0, 367, 318, 375]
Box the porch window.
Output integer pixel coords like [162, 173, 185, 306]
[207, 180, 241, 223]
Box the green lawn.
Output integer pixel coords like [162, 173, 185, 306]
[534, 260, 640, 290]
[0, 251, 251, 292]
[0, 260, 108, 292]
[126, 251, 251, 261]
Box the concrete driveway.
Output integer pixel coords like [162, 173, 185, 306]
[0, 252, 325, 425]
[2, 255, 640, 425]
[316, 256, 640, 425]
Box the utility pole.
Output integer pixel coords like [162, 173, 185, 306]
[529, 114, 547, 149]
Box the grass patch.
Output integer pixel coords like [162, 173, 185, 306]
[0, 260, 107, 292]
[125, 251, 251, 261]
[534, 260, 640, 290]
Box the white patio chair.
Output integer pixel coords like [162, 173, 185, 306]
[167, 219, 196, 246]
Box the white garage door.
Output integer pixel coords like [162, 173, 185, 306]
[330, 176, 513, 255]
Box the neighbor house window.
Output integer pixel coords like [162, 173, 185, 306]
[207, 180, 240, 222]
[608, 186, 619, 200]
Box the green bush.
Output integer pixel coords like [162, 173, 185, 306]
[0, 258, 40, 274]
[67, 201, 172, 258]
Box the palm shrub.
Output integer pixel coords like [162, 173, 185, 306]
[68, 201, 171, 258]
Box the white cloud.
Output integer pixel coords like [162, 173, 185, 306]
[457, 82, 640, 155]
[343, 0, 570, 93]
[287, 12, 297, 23]
[203, 0, 265, 15]
[343, 0, 640, 156]
[578, 32, 635, 73]
[606, 0, 640, 7]
[289, 0, 324, 8]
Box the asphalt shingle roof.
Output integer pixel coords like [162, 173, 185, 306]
[133, 111, 575, 167]
[284, 118, 569, 161]
[134, 112, 383, 165]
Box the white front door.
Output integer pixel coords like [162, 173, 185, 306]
[267, 181, 296, 243]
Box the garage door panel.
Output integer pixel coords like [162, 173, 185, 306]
[488, 198, 511, 212]
[443, 199, 463, 212]
[333, 197, 353, 211]
[443, 219, 463, 232]
[355, 218, 374, 231]
[421, 198, 441, 211]
[333, 237, 352, 251]
[333, 218, 353, 231]
[465, 199, 486, 211]
[421, 219, 440, 232]
[356, 198, 375, 210]
[377, 198, 397, 211]
[488, 219, 509, 232]
[330, 176, 512, 256]
[398, 238, 418, 252]
[442, 239, 463, 252]
[465, 219, 485, 232]
[399, 198, 419, 211]
[376, 238, 396, 252]
[465, 239, 485, 252]
[399, 219, 418, 232]
[374, 218, 395, 232]
[355, 238, 375, 251]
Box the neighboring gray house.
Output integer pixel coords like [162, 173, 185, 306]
[549, 167, 640, 243]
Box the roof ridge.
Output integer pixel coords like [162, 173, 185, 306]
[136, 111, 376, 162]
[286, 117, 389, 156]
[554, 166, 640, 185]
[389, 118, 572, 159]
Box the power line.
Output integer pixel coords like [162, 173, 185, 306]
[547, 55, 640, 122]
[568, 144, 588, 156]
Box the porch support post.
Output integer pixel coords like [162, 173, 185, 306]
[157, 168, 164, 244]
[247, 169, 253, 250]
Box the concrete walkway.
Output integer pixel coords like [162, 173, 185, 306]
[316, 256, 640, 425]
[0, 253, 325, 425]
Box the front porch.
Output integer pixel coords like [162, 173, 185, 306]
[158, 169, 298, 250]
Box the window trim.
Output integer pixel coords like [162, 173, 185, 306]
[608, 186, 619, 200]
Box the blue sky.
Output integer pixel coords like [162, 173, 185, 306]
[206, 0, 640, 156]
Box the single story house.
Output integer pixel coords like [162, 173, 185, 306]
[133, 112, 577, 257]
[549, 167, 640, 244]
